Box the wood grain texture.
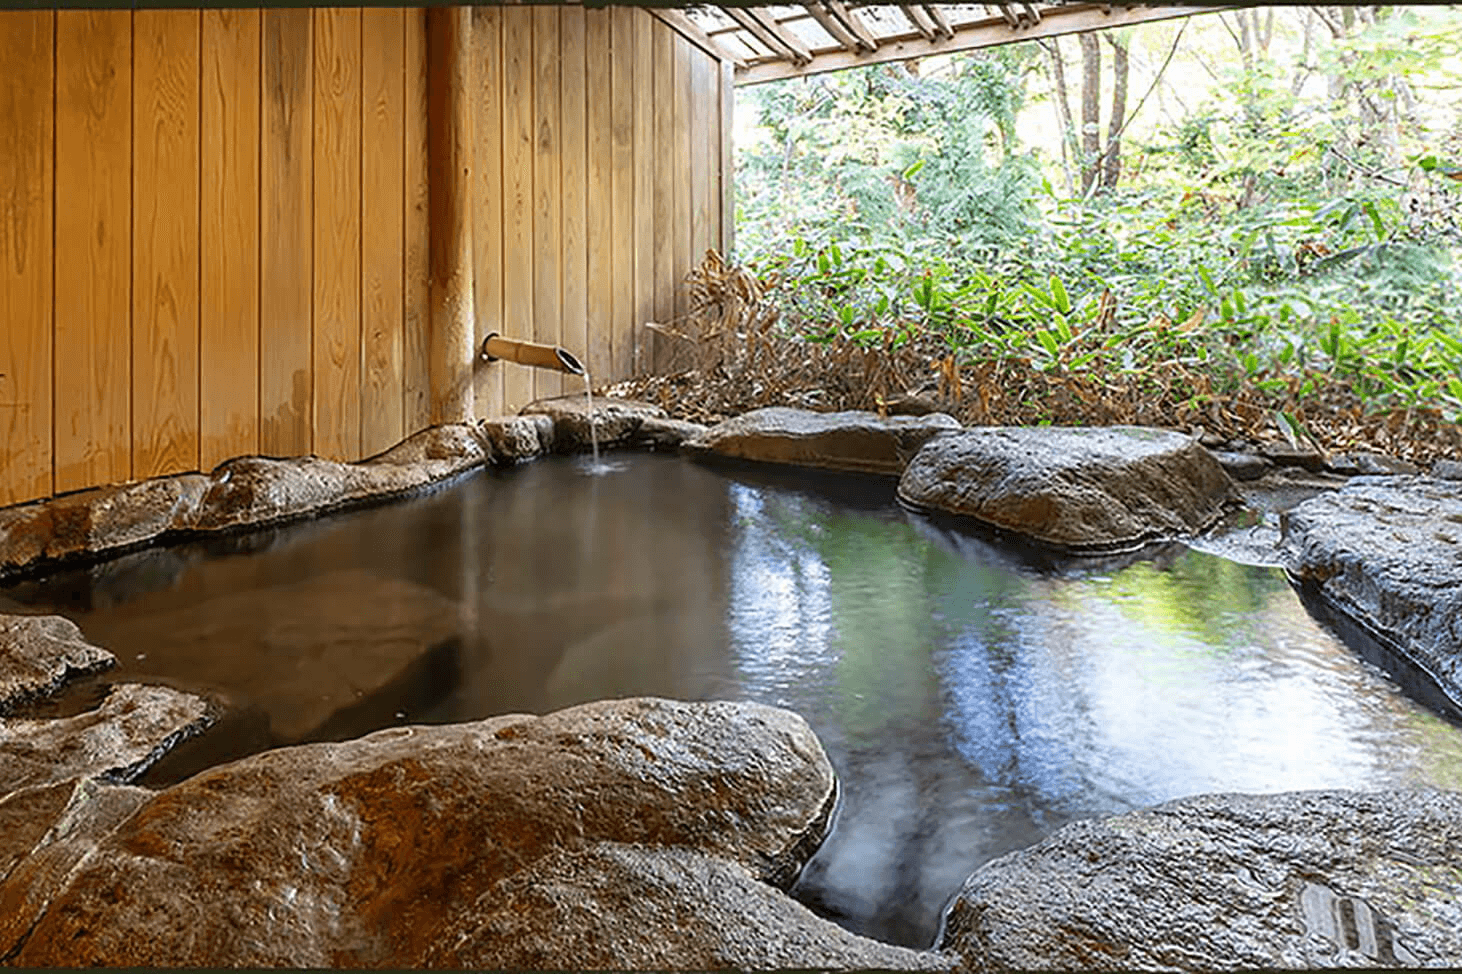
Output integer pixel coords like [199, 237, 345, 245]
[609, 6, 637, 384]
[560, 6, 588, 393]
[651, 21, 675, 372]
[472, 6, 504, 419]
[425, 6, 474, 426]
[500, 6, 535, 414]
[632, 11, 654, 378]
[54, 10, 132, 492]
[260, 8, 313, 458]
[531, 5, 561, 402]
[361, 6, 404, 456]
[671, 36, 693, 332]
[0, 11, 54, 504]
[133, 9, 201, 480]
[403, 8, 430, 434]
[688, 49, 711, 264]
[201, 9, 260, 471]
[721, 60, 735, 257]
[311, 7, 361, 461]
[585, 8, 614, 386]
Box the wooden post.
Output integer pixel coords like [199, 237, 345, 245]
[426, 6, 474, 424]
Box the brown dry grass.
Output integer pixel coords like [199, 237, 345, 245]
[608, 252, 1462, 466]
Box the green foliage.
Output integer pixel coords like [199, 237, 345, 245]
[734, 9, 1462, 430]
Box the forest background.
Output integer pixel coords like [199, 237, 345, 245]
[685, 5, 1462, 463]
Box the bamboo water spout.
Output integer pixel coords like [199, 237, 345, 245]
[480, 333, 585, 375]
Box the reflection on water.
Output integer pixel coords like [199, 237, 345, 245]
[7, 452, 1462, 949]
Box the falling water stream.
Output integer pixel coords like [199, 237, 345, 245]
[5, 454, 1462, 949]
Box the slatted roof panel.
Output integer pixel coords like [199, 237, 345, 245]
[680, 2, 1227, 86]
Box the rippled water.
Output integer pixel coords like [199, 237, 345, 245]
[7, 453, 1462, 948]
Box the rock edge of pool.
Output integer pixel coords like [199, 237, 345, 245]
[2, 399, 1461, 970]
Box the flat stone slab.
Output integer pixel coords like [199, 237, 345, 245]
[0, 614, 115, 712]
[94, 569, 464, 743]
[0, 698, 942, 970]
[898, 426, 1237, 552]
[941, 789, 1462, 970]
[1282, 475, 1462, 713]
[684, 406, 961, 476]
[522, 395, 669, 453]
[0, 683, 210, 797]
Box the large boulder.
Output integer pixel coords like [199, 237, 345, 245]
[1281, 475, 1462, 713]
[4, 698, 945, 970]
[898, 426, 1237, 552]
[1, 683, 211, 796]
[684, 407, 961, 476]
[941, 789, 1462, 971]
[0, 613, 115, 712]
[521, 395, 668, 453]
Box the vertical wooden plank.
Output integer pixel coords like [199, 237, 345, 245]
[425, 7, 475, 427]
[361, 6, 404, 455]
[260, 9, 313, 457]
[472, 6, 504, 419]
[720, 60, 735, 258]
[531, 5, 560, 403]
[586, 8, 613, 386]
[312, 7, 361, 461]
[651, 21, 675, 373]
[54, 10, 131, 492]
[688, 50, 711, 265]
[672, 37, 693, 333]
[560, 7, 588, 395]
[133, 9, 201, 480]
[631, 11, 654, 378]
[201, 9, 260, 471]
[500, 6, 534, 415]
[403, 8, 430, 434]
[608, 6, 635, 385]
[0, 12, 53, 504]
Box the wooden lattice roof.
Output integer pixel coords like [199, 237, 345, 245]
[656, 3, 1225, 85]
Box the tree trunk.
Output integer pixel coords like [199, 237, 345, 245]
[1079, 32, 1102, 196]
[1101, 34, 1128, 191]
[1043, 37, 1079, 196]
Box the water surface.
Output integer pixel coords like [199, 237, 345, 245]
[7, 453, 1462, 949]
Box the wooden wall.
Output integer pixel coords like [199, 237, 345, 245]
[0, 6, 731, 508]
[471, 6, 730, 410]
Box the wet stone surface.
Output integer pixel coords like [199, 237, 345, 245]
[941, 789, 1462, 971]
[521, 394, 670, 453]
[0, 613, 115, 712]
[684, 406, 961, 476]
[1, 697, 949, 971]
[898, 425, 1238, 552]
[1282, 475, 1462, 715]
[0, 682, 211, 796]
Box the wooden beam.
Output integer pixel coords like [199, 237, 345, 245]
[826, 0, 878, 52]
[924, 4, 953, 40]
[725, 6, 811, 66]
[737, 4, 1225, 85]
[801, 1, 861, 53]
[650, 8, 744, 67]
[426, 6, 474, 424]
[898, 4, 938, 42]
